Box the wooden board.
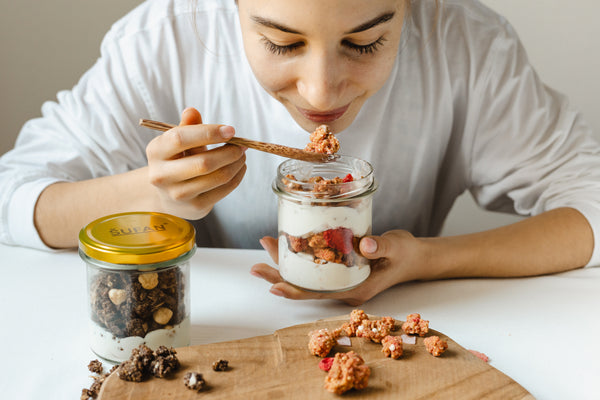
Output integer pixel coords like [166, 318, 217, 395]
[98, 316, 533, 399]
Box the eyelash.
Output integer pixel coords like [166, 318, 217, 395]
[261, 36, 387, 56]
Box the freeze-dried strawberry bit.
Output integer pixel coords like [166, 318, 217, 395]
[401, 313, 429, 337]
[319, 357, 335, 372]
[342, 173, 354, 183]
[424, 336, 448, 357]
[323, 228, 354, 254]
[469, 349, 489, 363]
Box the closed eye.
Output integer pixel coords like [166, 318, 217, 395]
[261, 37, 304, 55]
[342, 37, 387, 54]
[261, 36, 387, 56]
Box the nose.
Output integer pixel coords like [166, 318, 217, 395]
[296, 49, 346, 111]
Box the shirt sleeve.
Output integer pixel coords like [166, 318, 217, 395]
[0, 25, 155, 249]
[465, 19, 600, 267]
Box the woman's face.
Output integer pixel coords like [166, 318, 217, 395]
[238, 0, 406, 134]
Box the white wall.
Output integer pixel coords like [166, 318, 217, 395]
[443, 0, 600, 235]
[1, 1, 598, 235]
[0, 0, 143, 154]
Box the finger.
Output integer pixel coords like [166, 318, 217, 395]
[170, 157, 247, 202]
[179, 107, 203, 126]
[149, 124, 236, 160]
[250, 263, 284, 284]
[179, 108, 206, 155]
[153, 143, 246, 184]
[259, 236, 278, 263]
[359, 235, 389, 260]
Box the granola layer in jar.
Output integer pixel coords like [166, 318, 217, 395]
[272, 155, 377, 292]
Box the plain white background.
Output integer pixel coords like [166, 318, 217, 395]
[1, 0, 598, 235]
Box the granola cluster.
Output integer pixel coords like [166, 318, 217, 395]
[401, 313, 430, 337]
[424, 336, 449, 357]
[116, 344, 180, 382]
[80, 360, 118, 400]
[80, 344, 182, 399]
[89, 266, 186, 338]
[324, 351, 370, 395]
[304, 124, 340, 155]
[308, 328, 339, 357]
[183, 372, 207, 392]
[309, 310, 450, 395]
[381, 335, 403, 359]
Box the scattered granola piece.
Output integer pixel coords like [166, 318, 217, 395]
[116, 359, 145, 382]
[151, 346, 180, 378]
[183, 372, 206, 392]
[87, 359, 103, 374]
[341, 309, 369, 336]
[308, 328, 338, 357]
[424, 336, 448, 356]
[80, 388, 95, 400]
[82, 359, 116, 399]
[381, 335, 403, 359]
[324, 351, 370, 394]
[402, 313, 429, 337]
[356, 319, 392, 343]
[212, 359, 229, 371]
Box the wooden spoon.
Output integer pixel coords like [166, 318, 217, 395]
[139, 119, 337, 163]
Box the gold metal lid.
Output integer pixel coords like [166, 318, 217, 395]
[79, 212, 196, 266]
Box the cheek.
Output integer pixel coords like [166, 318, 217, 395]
[353, 52, 398, 95]
[245, 49, 294, 95]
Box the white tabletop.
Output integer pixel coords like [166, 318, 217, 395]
[0, 242, 599, 400]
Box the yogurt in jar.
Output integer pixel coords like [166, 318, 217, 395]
[90, 318, 191, 363]
[273, 156, 377, 292]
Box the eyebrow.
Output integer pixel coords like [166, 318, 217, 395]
[251, 11, 396, 36]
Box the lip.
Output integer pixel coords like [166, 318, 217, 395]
[297, 104, 350, 123]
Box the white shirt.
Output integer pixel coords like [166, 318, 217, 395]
[1, 0, 599, 266]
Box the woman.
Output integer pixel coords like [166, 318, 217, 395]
[0, 0, 598, 304]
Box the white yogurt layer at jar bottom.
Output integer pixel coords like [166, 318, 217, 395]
[90, 317, 190, 362]
[278, 199, 372, 291]
[279, 238, 370, 291]
[278, 199, 372, 237]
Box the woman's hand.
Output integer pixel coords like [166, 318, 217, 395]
[146, 107, 247, 220]
[250, 230, 426, 306]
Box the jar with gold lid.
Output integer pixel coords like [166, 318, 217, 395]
[79, 212, 195, 362]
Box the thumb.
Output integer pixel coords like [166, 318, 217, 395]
[179, 107, 203, 126]
[359, 235, 389, 259]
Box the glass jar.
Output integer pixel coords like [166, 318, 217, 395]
[273, 155, 377, 292]
[79, 212, 195, 362]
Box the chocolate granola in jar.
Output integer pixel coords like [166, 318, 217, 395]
[79, 212, 195, 362]
[272, 155, 377, 292]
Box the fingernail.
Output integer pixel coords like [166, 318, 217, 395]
[259, 238, 266, 249]
[250, 270, 262, 278]
[219, 125, 235, 139]
[270, 288, 285, 297]
[361, 237, 377, 254]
